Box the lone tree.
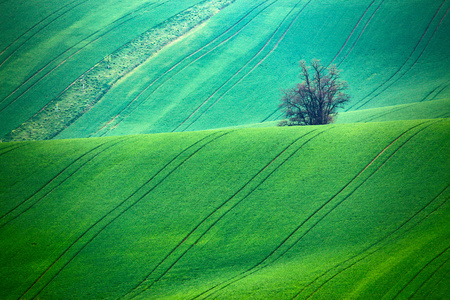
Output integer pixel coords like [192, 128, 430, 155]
[279, 59, 350, 126]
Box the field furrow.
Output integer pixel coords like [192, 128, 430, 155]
[0, 137, 127, 229]
[353, 6, 449, 111]
[2, 0, 234, 141]
[411, 255, 450, 299]
[0, 0, 79, 56]
[334, 0, 385, 68]
[0, 0, 449, 297]
[347, 1, 448, 111]
[392, 245, 450, 299]
[123, 127, 325, 299]
[195, 122, 431, 299]
[0, 0, 166, 112]
[175, 0, 313, 132]
[94, 0, 278, 137]
[22, 131, 229, 300]
[297, 183, 449, 300]
[328, 0, 379, 67]
[0, 0, 89, 68]
[289, 121, 446, 299]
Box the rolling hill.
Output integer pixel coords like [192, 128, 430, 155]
[0, 0, 449, 141]
[0, 0, 449, 299]
[0, 119, 449, 299]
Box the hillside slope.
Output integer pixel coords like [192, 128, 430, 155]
[1, 119, 449, 299]
[1, 0, 449, 141]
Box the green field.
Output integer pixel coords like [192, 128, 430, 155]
[0, 0, 449, 299]
[0, 120, 449, 299]
[1, 0, 449, 140]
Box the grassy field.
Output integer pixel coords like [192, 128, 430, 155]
[0, 0, 449, 299]
[0, 119, 448, 299]
[1, 0, 449, 140]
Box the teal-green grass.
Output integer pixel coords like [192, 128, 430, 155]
[336, 97, 450, 124]
[1, 0, 449, 140]
[0, 0, 208, 138]
[1, 119, 448, 299]
[206, 97, 450, 129]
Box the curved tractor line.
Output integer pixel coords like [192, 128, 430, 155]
[0, 0, 90, 68]
[0, 0, 167, 112]
[346, 0, 447, 111]
[295, 121, 442, 299]
[327, 0, 377, 67]
[0, 143, 28, 157]
[0, 140, 110, 221]
[419, 80, 450, 102]
[392, 245, 450, 299]
[25, 131, 230, 300]
[352, 6, 449, 111]
[260, 0, 384, 124]
[335, 0, 385, 68]
[205, 121, 433, 299]
[191, 128, 333, 300]
[411, 254, 450, 298]
[95, 0, 277, 137]
[175, 0, 312, 132]
[4, 0, 234, 141]
[0, 0, 81, 56]
[300, 182, 449, 300]
[429, 81, 450, 101]
[0, 137, 128, 230]
[260, 0, 385, 123]
[301, 187, 449, 300]
[126, 128, 328, 300]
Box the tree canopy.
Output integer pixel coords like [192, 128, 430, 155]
[279, 59, 350, 126]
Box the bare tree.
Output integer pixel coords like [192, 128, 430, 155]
[279, 59, 350, 126]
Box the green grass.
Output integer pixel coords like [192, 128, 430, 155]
[1, 0, 449, 140]
[0, 0, 211, 138]
[1, 120, 448, 299]
[0, 1, 449, 298]
[336, 97, 450, 123]
[2, 0, 234, 142]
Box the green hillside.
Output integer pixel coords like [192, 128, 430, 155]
[1, 0, 449, 141]
[0, 0, 449, 299]
[1, 119, 449, 299]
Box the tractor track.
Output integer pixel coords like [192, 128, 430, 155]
[0, 137, 129, 230]
[95, 0, 278, 136]
[176, 0, 313, 132]
[347, 1, 448, 111]
[419, 80, 449, 102]
[125, 127, 327, 300]
[357, 103, 415, 123]
[328, 0, 379, 67]
[0, 0, 167, 112]
[0, 0, 89, 67]
[423, 263, 450, 298]
[293, 121, 445, 299]
[409, 250, 450, 299]
[300, 183, 449, 300]
[353, 5, 449, 111]
[261, 0, 385, 124]
[23, 131, 230, 300]
[393, 245, 450, 299]
[0, 140, 110, 222]
[334, 0, 385, 68]
[428, 80, 450, 102]
[0, 143, 28, 157]
[201, 121, 435, 299]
